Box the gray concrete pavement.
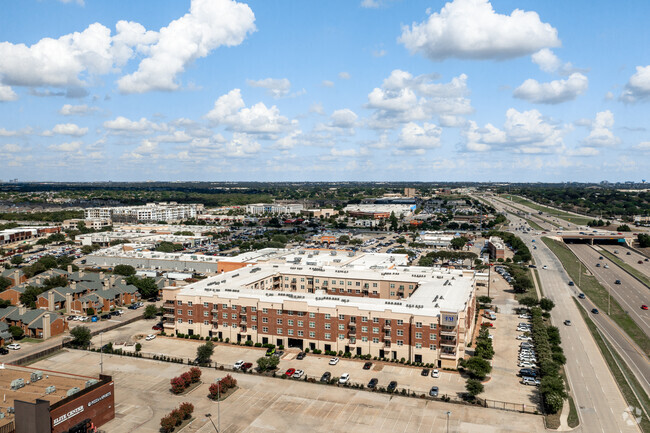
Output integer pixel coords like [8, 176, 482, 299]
[484, 196, 642, 433]
[600, 244, 650, 280]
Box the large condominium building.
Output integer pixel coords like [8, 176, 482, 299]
[245, 203, 304, 215]
[84, 202, 204, 223]
[162, 251, 476, 367]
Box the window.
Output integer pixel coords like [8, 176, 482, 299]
[277, 329, 283, 335]
[251, 307, 257, 312]
[361, 336, 368, 342]
[203, 320, 209, 325]
[187, 301, 193, 307]
[372, 291, 378, 295]
[178, 309, 182, 315]
[415, 332, 422, 339]
[177, 318, 182, 323]
[397, 330, 403, 336]
[429, 334, 435, 340]
[188, 320, 193, 324]
[288, 319, 294, 326]
[188, 311, 193, 316]
[372, 327, 379, 334]
[177, 300, 182, 305]
[309, 331, 315, 338]
[297, 312, 305, 316]
[315, 279, 319, 283]
[232, 305, 237, 310]
[203, 302, 208, 308]
[325, 323, 331, 329]
[390, 283, 395, 289]
[338, 324, 345, 330]
[372, 337, 379, 344]
[277, 309, 282, 314]
[223, 304, 228, 309]
[262, 317, 268, 323]
[373, 318, 379, 323]
[252, 325, 257, 331]
[430, 323, 437, 330]
[430, 344, 436, 350]
[231, 313, 237, 319]
[288, 310, 294, 316]
[298, 330, 304, 337]
[415, 343, 422, 349]
[397, 319, 403, 326]
[338, 334, 345, 340]
[252, 316, 257, 322]
[339, 281, 344, 285]
[203, 311, 208, 317]
[362, 326, 368, 333]
[356, 281, 360, 286]
[397, 340, 403, 346]
[339, 289, 344, 293]
[338, 314, 345, 320]
[262, 327, 269, 333]
[262, 308, 268, 314]
[372, 283, 377, 287]
[390, 292, 395, 296]
[325, 313, 331, 319]
[355, 290, 360, 294]
[347, 281, 352, 286]
[276, 319, 283, 325]
[288, 329, 294, 336]
[409, 285, 414, 290]
[332, 280, 336, 285]
[231, 324, 237, 328]
[362, 316, 368, 322]
[416, 322, 422, 328]
[310, 322, 316, 328]
[324, 333, 331, 340]
[309, 312, 315, 318]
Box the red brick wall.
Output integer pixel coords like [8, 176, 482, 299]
[50, 380, 115, 433]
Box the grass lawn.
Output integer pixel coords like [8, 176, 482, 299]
[567, 396, 580, 428]
[542, 237, 650, 356]
[523, 217, 545, 231]
[599, 249, 650, 288]
[574, 299, 650, 433]
[502, 195, 592, 226]
[21, 337, 45, 344]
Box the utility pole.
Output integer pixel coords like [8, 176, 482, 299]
[446, 411, 451, 433]
[100, 332, 103, 375]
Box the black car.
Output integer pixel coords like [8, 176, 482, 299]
[592, 308, 599, 314]
[367, 378, 378, 389]
[320, 372, 331, 382]
[0, 347, 9, 355]
[296, 351, 306, 360]
[363, 361, 372, 370]
[578, 293, 586, 299]
[387, 381, 398, 392]
[615, 280, 621, 285]
[421, 368, 430, 376]
[101, 314, 111, 320]
[568, 281, 575, 286]
[518, 368, 538, 377]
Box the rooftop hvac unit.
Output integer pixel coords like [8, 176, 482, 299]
[85, 379, 99, 388]
[31, 371, 43, 382]
[45, 385, 56, 394]
[0, 412, 4, 419]
[7, 407, 14, 414]
[11, 379, 25, 390]
[66, 387, 81, 397]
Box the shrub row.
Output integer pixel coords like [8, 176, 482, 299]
[170, 367, 202, 394]
[160, 402, 194, 433]
[208, 374, 237, 399]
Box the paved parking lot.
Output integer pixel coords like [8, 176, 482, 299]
[31, 350, 546, 433]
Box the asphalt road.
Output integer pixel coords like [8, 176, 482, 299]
[600, 244, 650, 280]
[567, 244, 650, 334]
[484, 196, 642, 433]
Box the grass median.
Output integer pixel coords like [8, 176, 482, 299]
[501, 195, 591, 226]
[574, 299, 650, 433]
[599, 249, 650, 288]
[523, 217, 545, 231]
[542, 237, 650, 356]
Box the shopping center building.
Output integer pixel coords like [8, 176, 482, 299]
[163, 250, 477, 368]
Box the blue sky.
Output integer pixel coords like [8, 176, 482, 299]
[1, 0, 649, 182]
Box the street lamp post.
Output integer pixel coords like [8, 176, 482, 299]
[100, 332, 103, 375]
[446, 411, 451, 433]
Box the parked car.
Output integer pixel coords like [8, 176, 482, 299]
[367, 378, 378, 389]
[518, 361, 537, 368]
[320, 372, 331, 382]
[363, 361, 373, 370]
[296, 352, 306, 360]
[101, 314, 111, 320]
[152, 324, 163, 331]
[285, 368, 296, 376]
[431, 369, 440, 378]
[518, 368, 538, 377]
[234, 360, 245, 370]
[522, 376, 541, 386]
[429, 386, 439, 397]
[7, 343, 21, 350]
[145, 334, 156, 341]
[292, 369, 304, 379]
[518, 314, 531, 319]
[387, 381, 398, 392]
[265, 348, 276, 356]
[0, 347, 9, 355]
[241, 362, 253, 372]
[329, 357, 340, 365]
[339, 373, 350, 384]
[421, 368, 430, 376]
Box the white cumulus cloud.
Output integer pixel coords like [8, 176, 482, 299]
[49, 123, 88, 136]
[399, 122, 442, 149]
[118, 0, 256, 93]
[246, 78, 291, 98]
[59, 104, 98, 116]
[620, 65, 650, 103]
[330, 109, 358, 128]
[49, 140, 82, 152]
[205, 88, 294, 135]
[513, 73, 588, 104]
[583, 110, 620, 147]
[399, 0, 560, 60]
[103, 116, 166, 134]
[0, 84, 18, 101]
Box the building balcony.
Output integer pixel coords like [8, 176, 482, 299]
[440, 340, 457, 347]
[211, 317, 219, 322]
[348, 319, 357, 326]
[440, 330, 457, 337]
[163, 322, 175, 329]
[383, 341, 391, 348]
[440, 352, 457, 359]
[383, 324, 391, 330]
[347, 330, 356, 337]
[163, 313, 175, 319]
[348, 339, 357, 346]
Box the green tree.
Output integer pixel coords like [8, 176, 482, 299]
[113, 264, 136, 276]
[389, 212, 399, 231]
[465, 378, 484, 397]
[616, 224, 631, 232]
[143, 304, 158, 319]
[9, 325, 24, 339]
[70, 326, 92, 347]
[10, 255, 23, 265]
[450, 237, 469, 250]
[196, 341, 215, 364]
[539, 297, 555, 312]
[518, 297, 538, 308]
[0, 276, 12, 292]
[256, 355, 280, 372]
[396, 237, 406, 244]
[135, 342, 142, 352]
[338, 235, 350, 244]
[638, 233, 650, 248]
[19, 286, 44, 308]
[126, 276, 159, 299]
[464, 356, 492, 380]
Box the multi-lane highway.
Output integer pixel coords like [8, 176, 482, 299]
[568, 244, 650, 336]
[481, 195, 643, 433]
[600, 244, 650, 280]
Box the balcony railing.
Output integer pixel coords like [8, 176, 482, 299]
[163, 313, 175, 319]
[440, 330, 457, 337]
[440, 352, 457, 359]
[163, 322, 175, 328]
[440, 340, 457, 347]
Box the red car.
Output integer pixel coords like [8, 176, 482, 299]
[285, 368, 296, 376]
[241, 362, 253, 371]
[481, 322, 494, 327]
[642, 305, 648, 310]
[152, 325, 163, 331]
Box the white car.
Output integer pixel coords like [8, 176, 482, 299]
[338, 373, 350, 384]
[7, 343, 21, 350]
[79, 316, 89, 322]
[542, 265, 548, 270]
[293, 369, 304, 379]
[329, 357, 340, 365]
[233, 360, 245, 369]
[145, 334, 156, 341]
[517, 335, 532, 341]
[516, 327, 531, 332]
[518, 361, 537, 368]
[518, 314, 531, 319]
[431, 369, 440, 378]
